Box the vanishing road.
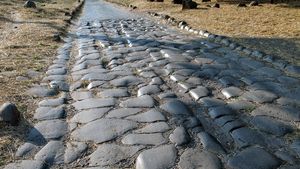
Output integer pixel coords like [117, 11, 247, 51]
[5, 0, 300, 168]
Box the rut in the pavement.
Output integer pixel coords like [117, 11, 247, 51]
[5, 17, 300, 169]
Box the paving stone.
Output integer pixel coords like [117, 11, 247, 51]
[70, 108, 111, 123]
[110, 76, 143, 87]
[71, 91, 93, 101]
[87, 81, 105, 89]
[72, 98, 116, 110]
[150, 77, 164, 85]
[160, 100, 190, 116]
[106, 108, 142, 118]
[228, 147, 281, 169]
[290, 139, 300, 157]
[70, 81, 82, 91]
[208, 106, 235, 119]
[158, 92, 177, 99]
[251, 116, 293, 136]
[42, 75, 67, 82]
[27, 120, 67, 142]
[197, 132, 225, 154]
[221, 86, 243, 99]
[231, 127, 266, 148]
[251, 104, 300, 122]
[4, 160, 46, 169]
[137, 85, 161, 96]
[169, 126, 190, 146]
[189, 86, 210, 100]
[99, 88, 129, 98]
[242, 90, 278, 103]
[71, 118, 137, 143]
[120, 95, 155, 108]
[135, 122, 171, 133]
[140, 71, 156, 78]
[178, 82, 196, 92]
[38, 98, 65, 107]
[126, 109, 166, 122]
[227, 100, 255, 111]
[170, 74, 187, 82]
[90, 144, 143, 166]
[122, 133, 166, 145]
[194, 69, 219, 79]
[222, 120, 244, 133]
[46, 68, 67, 75]
[194, 57, 214, 64]
[34, 141, 64, 164]
[64, 142, 88, 164]
[274, 150, 297, 164]
[219, 76, 243, 87]
[34, 106, 65, 120]
[15, 142, 39, 157]
[179, 149, 222, 169]
[81, 73, 116, 81]
[199, 97, 226, 107]
[136, 145, 177, 169]
[27, 86, 58, 97]
[214, 115, 236, 126]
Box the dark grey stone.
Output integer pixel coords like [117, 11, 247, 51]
[70, 108, 111, 123]
[169, 126, 190, 146]
[197, 132, 225, 154]
[81, 73, 116, 81]
[71, 91, 93, 101]
[179, 149, 222, 169]
[135, 122, 171, 133]
[0, 102, 20, 125]
[34, 141, 64, 164]
[64, 142, 88, 164]
[222, 120, 244, 133]
[71, 118, 137, 143]
[199, 97, 226, 107]
[27, 120, 67, 142]
[231, 127, 266, 148]
[221, 87, 243, 99]
[122, 133, 166, 145]
[242, 90, 278, 103]
[136, 145, 177, 169]
[4, 160, 45, 169]
[106, 108, 142, 118]
[90, 144, 143, 166]
[38, 98, 65, 107]
[251, 116, 293, 136]
[189, 86, 210, 100]
[160, 100, 191, 115]
[138, 85, 161, 96]
[15, 142, 38, 157]
[34, 106, 65, 120]
[126, 109, 166, 122]
[228, 147, 281, 169]
[110, 76, 143, 87]
[251, 104, 300, 122]
[99, 88, 129, 98]
[120, 95, 155, 108]
[214, 115, 236, 126]
[72, 98, 116, 110]
[208, 106, 234, 119]
[27, 86, 58, 97]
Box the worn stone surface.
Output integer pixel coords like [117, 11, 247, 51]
[197, 132, 225, 154]
[72, 98, 116, 110]
[64, 142, 88, 164]
[4, 160, 45, 169]
[228, 147, 281, 169]
[179, 149, 222, 169]
[169, 126, 190, 146]
[70, 108, 111, 123]
[71, 119, 137, 143]
[189, 86, 210, 100]
[137, 85, 161, 96]
[34, 106, 65, 120]
[136, 145, 177, 169]
[90, 144, 143, 166]
[34, 141, 65, 164]
[160, 100, 191, 115]
[122, 133, 166, 145]
[126, 109, 166, 122]
[135, 122, 171, 133]
[106, 108, 142, 118]
[120, 95, 155, 108]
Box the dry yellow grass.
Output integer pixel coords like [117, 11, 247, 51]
[0, 0, 79, 166]
[108, 0, 300, 65]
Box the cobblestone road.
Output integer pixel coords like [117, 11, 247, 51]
[4, 0, 300, 169]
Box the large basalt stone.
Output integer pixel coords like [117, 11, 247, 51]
[173, 0, 183, 4]
[0, 102, 20, 126]
[24, 1, 36, 8]
[182, 0, 197, 10]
